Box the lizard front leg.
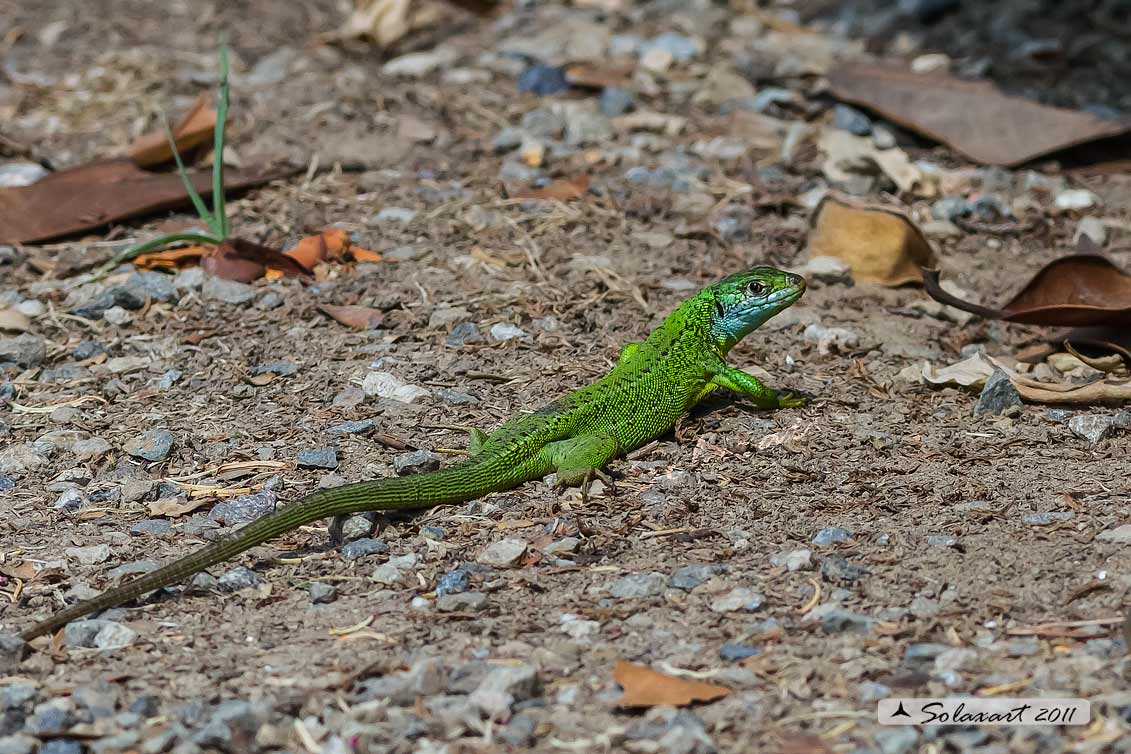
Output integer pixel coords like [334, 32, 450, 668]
[707, 359, 806, 409]
[543, 433, 620, 502]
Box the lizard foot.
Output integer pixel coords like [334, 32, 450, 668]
[775, 391, 809, 409]
[555, 467, 616, 504]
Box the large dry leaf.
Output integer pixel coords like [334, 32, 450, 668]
[924, 254, 1131, 327]
[807, 196, 935, 286]
[128, 93, 216, 168]
[613, 661, 730, 708]
[319, 304, 385, 330]
[828, 63, 1131, 167]
[0, 159, 287, 244]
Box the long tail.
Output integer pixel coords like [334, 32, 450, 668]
[21, 459, 519, 640]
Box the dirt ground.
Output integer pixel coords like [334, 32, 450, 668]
[2, 1, 1131, 753]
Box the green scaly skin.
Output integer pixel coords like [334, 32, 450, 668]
[21, 266, 806, 641]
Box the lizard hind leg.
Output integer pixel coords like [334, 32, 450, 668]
[545, 433, 620, 502]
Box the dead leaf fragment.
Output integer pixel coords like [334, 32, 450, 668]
[513, 175, 591, 201]
[128, 93, 216, 168]
[828, 63, 1131, 167]
[319, 304, 385, 330]
[613, 661, 730, 708]
[563, 62, 632, 90]
[921, 353, 995, 388]
[149, 496, 209, 518]
[808, 196, 935, 286]
[285, 229, 383, 271]
[923, 254, 1131, 327]
[133, 245, 211, 270]
[818, 128, 923, 194]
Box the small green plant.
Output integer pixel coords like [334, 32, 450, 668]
[93, 41, 232, 278]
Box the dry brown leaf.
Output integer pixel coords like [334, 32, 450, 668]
[0, 159, 290, 245]
[0, 308, 31, 333]
[1008, 375, 1131, 404]
[513, 176, 591, 201]
[613, 661, 730, 708]
[319, 304, 385, 330]
[149, 496, 209, 518]
[924, 252, 1131, 327]
[564, 62, 633, 90]
[807, 196, 935, 286]
[828, 63, 1131, 167]
[128, 93, 216, 168]
[818, 128, 923, 194]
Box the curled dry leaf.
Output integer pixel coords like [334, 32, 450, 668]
[319, 304, 385, 330]
[513, 175, 591, 201]
[923, 254, 1131, 327]
[807, 196, 935, 286]
[133, 245, 212, 271]
[128, 93, 216, 168]
[921, 353, 994, 388]
[612, 661, 730, 708]
[828, 63, 1131, 167]
[203, 238, 310, 283]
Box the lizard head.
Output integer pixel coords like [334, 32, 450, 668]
[705, 266, 806, 350]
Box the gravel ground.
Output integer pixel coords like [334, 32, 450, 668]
[2, 2, 1131, 753]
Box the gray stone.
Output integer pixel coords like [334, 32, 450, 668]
[173, 267, 205, 291]
[383, 48, 457, 77]
[53, 488, 84, 512]
[0, 161, 48, 187]
[437, 567, 471, 595]
[812, 526, 852, 546]
[669, 564, 725, 591]
[72, 340, 107, 360]
[0, 334, 45, 367]
[0, 735, 36, 754]
[202, 276, 256, 305]
[1022, 511, 1074, 525]
[500, 710, 539, 747]
[157, 369, 181, 390]
[489, 322, 525, 341]
[64, 543, 111, 565]
[709, 587, 764, 613]
[974, 367, 1023, 416]
[804, 603, 876, 634]
[93, 622, 138, 650]
[372, 553, 418, 586]
[218, 566, 260, 592]
[609, 572, 667, 599]
[600, 87, 634, 118]
[356, 657, 447, 705]
[209, 492, 276, 526]
[477, 538, 527, 568]
[24, 699, 76, 736]
[40, 740, 83, 754]
[250, 360, 298, 377]
[1069, 414, 1117, 444]
[328, 419, 375, 435]
[470, 663, 540, 720]
[124, 272, 178, 303]
[245, 47, 295, 86]
[309, 582, 338, 604]
[927, 534, 958, 547]
[903, 642, 950, 664]
[438, 388, 478, 405]
[437, 592, 489, 612]
[71, 437, 111, 461]
[832, 104, 872, 135]
[876, 727, 919, 754]
[188, 572, 218, 593]
[857, 680, 892, 702]
[0, 634, 27, 675]
[1097, 525, 1131, 544]
[565, 110, 613, 147]
[100, 305, 130, 325]
[821, 555, 868, 584]
[341, 537, 388, 561]
[712, 205, 754, 243]
[719, 643, 760, 662]
[1076, 216, 1107, 246]
[107, 559, 160, 580]
[394, 449, 441, 475]
[129, 519, 171, 536]
[375, 206, 417, 224]
[0, 444, 47, 475]
[297, 447, 338, 469]
[493, 127, 524, 152]
[642, 31, 701, 62]
[931, 196, 972, 221]
[0, 685, 36, 711]
[447, 321, 483, 346]
[123, 429, 174, 462]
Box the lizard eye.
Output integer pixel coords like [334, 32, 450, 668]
[747, 281, 767, 297]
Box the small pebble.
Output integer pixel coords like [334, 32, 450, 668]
[328, 419, 375, 435]
[709, 587, 764, 613]
[123, 429, 174, 462]
[341, 538, 389, 561]
[394, 449, 441, 475]
[1022, 512, 1074, 525]
[437, 567, 471, 595]
[490, 322, 525, 341]
[477, 538, 527, 568]
[1068, 414, 1117, 444]
[309, 582, 338, 604]
[517, 64, 569, 96]
[218, 566, 261, 592]
[437, 592, 489, 612]
[297, 447, 338, 469]
[812, 526, 852, 546]
[609, 572, 666, 599]
[1055, 188, 1099, 210]
[719, 643, 760, 662]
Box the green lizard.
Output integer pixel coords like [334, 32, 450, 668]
[21, 266, 806, 641]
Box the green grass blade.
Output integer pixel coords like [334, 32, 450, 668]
[90, 231, 223, 281]
[163, 115, 214, 228]
[212, 41, 230, 239]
